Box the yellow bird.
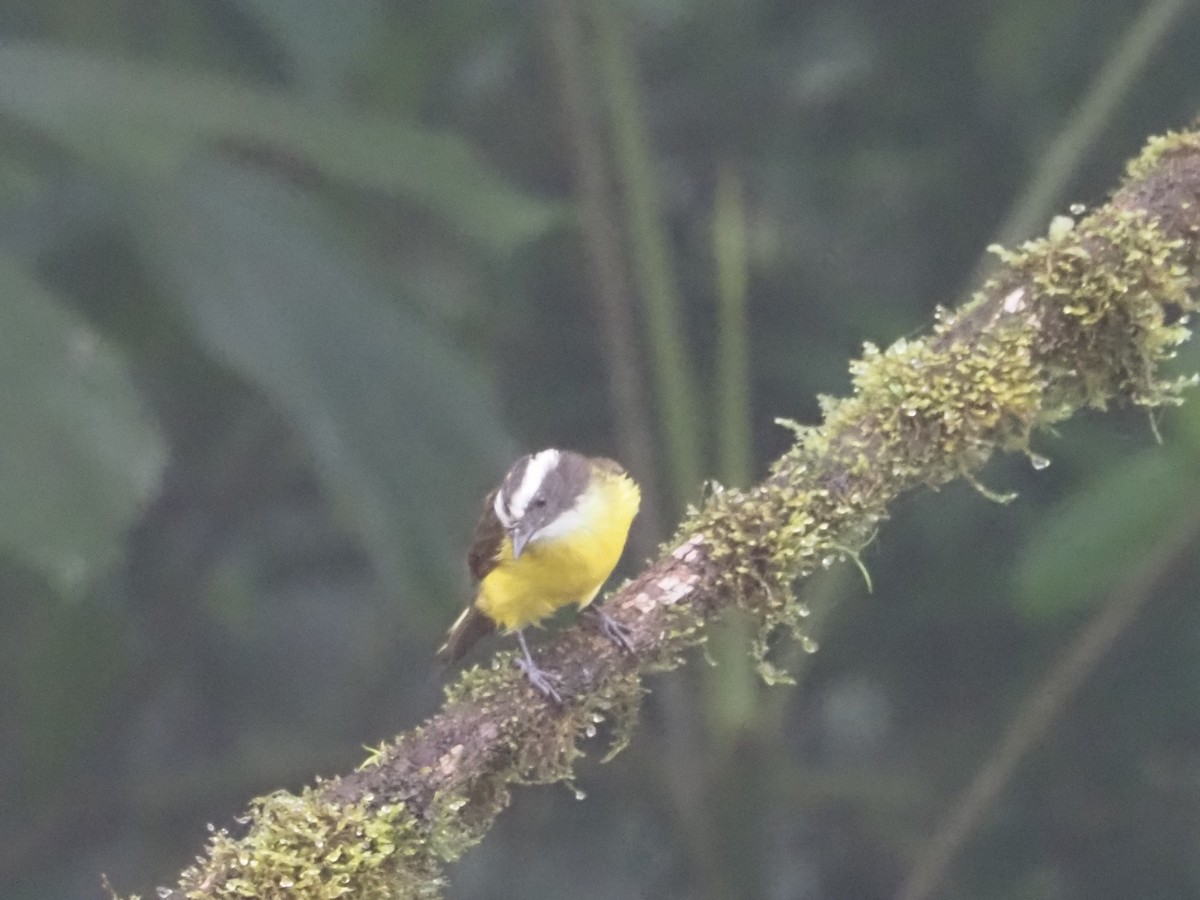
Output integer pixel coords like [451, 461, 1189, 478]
[438, 449, 641, 701]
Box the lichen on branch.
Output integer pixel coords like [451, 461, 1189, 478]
[127, 128, 1200, 900]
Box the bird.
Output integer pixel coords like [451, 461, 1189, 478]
[437, 449, 641, 702]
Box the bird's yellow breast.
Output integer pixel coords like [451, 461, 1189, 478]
[476, 473, 639, 633]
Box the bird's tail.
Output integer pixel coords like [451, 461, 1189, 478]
[436, 604, 496, 664]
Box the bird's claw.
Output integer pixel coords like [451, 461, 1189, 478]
[585, 607, 635, 655]
[515, 655, 563, 705]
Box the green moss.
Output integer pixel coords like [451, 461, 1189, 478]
[676, 184, 1197, 680]
[176, 789, 439, 899]
[441, 657, 523, 708]
[425, 785, 495, 865]
[1123, 128, 1200, 183]
[415, 653, 646, 865]
[126, 129, 1200, 900]
[995, 207, 1194, 414]
[587, 669, 645, 762]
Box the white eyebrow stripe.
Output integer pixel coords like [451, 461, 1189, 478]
[507, 449, 560, 520]
[493, 488, 512, 527]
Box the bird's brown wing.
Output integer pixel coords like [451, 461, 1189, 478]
[438, 489, 505, 663]
[466, 488, 506, 582]
[436, 604, 496, 663]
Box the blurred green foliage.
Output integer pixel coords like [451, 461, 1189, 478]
[1015, 446, 1200, 620]
[0, 251, 162, 595]
[1, 1, 1199, 899]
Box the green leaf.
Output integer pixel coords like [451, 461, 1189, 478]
[1013, 449, 1199, 619]
[131, 160, 516, 606]
[0, 252, 164, 595]
[233, 0, 386, 99]
[0, 39, 561, 255]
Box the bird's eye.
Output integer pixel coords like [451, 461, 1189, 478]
[532, 496, 547, 508]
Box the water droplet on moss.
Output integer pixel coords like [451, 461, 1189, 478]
[1029, 453, 1051, 471]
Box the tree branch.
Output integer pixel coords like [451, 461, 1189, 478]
[129, 128, 1200, 900]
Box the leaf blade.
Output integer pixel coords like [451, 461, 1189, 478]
[0, 39, 561, 255]
[0, 252, 164, 594]
[1013, 449, 1199, 619]
[131, 160, 515, 606]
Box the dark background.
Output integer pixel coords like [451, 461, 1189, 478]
[3, 2, 1200, 898]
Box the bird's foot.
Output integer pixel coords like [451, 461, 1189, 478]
[584, 606, 635, 655]
[514, 629, 562, 704]
[515, 655, 563, 704]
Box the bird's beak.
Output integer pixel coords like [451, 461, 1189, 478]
[510, 524, 535, 560]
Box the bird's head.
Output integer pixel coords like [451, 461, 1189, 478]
[492, 449, 595, 558]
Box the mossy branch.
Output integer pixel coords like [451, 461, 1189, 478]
[127, 128, 1200, 900]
